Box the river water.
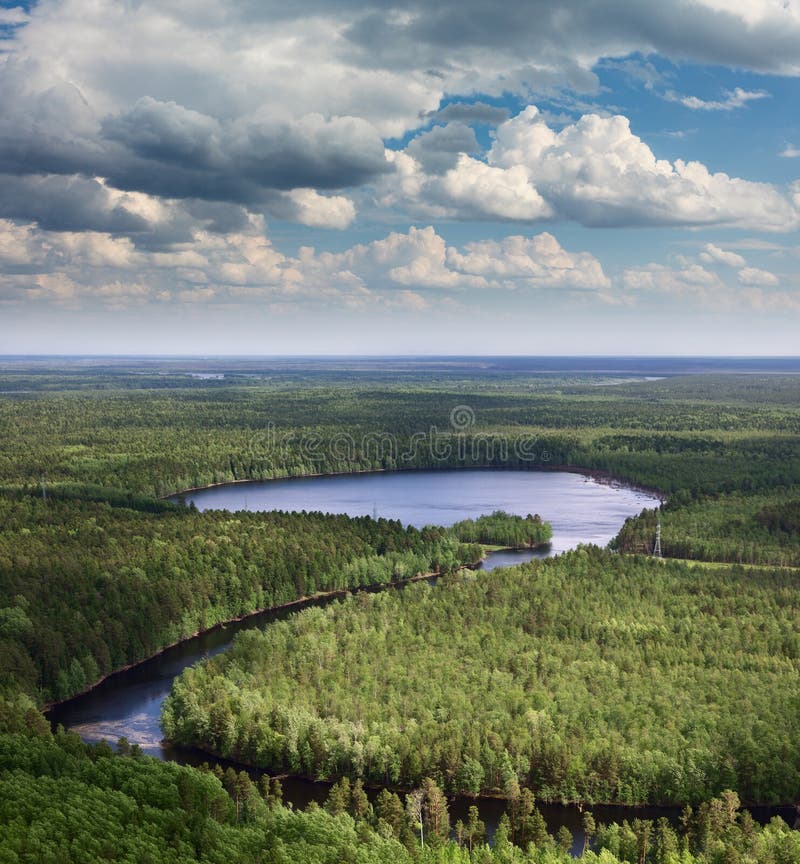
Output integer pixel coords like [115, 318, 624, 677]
[51, 469, 739, 851]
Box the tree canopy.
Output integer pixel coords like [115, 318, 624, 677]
[163, 548, 800, 806]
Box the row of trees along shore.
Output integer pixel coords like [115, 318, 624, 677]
[2, 703, 799, 864]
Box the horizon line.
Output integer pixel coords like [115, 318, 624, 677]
[2, 353, 800, 361]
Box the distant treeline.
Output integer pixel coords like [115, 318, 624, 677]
[1, 376, 800, 500]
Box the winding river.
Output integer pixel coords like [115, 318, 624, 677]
[51, 469, 761, 851]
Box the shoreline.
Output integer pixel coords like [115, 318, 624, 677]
[46, 541, 552, 714]
[161, 463, 667, 504]
[163, 739, 799, 814]
[480, 541, 551, 553]
[44, 538, 547, 714]
[48, 465, 662, 712]
[43, 565, 461, 713]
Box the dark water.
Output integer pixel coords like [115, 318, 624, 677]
[182, 469, 659, 557]
[48, 590, 359, 757]
[49, 469, 713, 853]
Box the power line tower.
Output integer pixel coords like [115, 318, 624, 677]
[40, 475, 47, 501]
[653, 521, 662, 559]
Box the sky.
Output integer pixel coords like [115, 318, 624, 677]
[0, 0, 799, 355]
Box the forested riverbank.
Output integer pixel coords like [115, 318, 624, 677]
[163, 548, 800, 806]
[3, 705, 800, 864]
[0, 492, 478, 704]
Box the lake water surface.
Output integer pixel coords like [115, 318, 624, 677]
[182, 468, 659, 557]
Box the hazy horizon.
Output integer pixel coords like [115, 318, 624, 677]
[3, 353, 800, 359]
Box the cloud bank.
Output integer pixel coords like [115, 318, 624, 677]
[0, 219, 609, 309]
[0, 0, 799, 346]
[0, 0, 799, 241]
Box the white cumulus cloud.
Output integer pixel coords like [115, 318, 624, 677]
[445, 233, 610, 290]
[668, 87, 770, 111]
[699, 243, 747, 267]
[384, 107, 800, 231]
[0, 219, 609, 308]
[738, 266, 780, 286]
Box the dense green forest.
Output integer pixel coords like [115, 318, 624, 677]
[2, 704, 799, 863]
[0, 708, 409, 864]
[0, 492, 476, 703]
[614, 490, 800, 566]
[2, 362, 800, 861]
[164, 548, 800, 806]
[451, 511, 552, 548]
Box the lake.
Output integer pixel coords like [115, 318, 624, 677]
[180, 468, 659, 558]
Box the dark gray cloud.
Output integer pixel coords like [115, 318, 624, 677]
[341, 0, 800, 76]
[0, 174, 150, 236]
[229, 114, 391, 191]
[0, 81, 390, 238]
[101, 99, 392, 199]
[183, 200, 253, 235]
[101, 98, 221, 170]
[149, 0, 800, 78]
[406, 123, 479, 174]
[0, 173, 260, 249]
[30, 97, 389, 206]
[0, 61, 104, 179]
[425, 102, 510, 126]
[152, 0, 800, 78]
